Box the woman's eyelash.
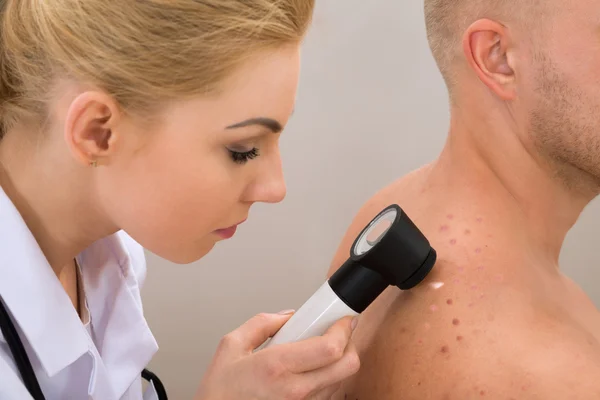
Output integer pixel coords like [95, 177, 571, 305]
[228, 147, 260, 164]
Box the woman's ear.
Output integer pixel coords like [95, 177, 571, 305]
[63, 90, 122, 167]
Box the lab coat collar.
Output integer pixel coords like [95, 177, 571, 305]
[0, 185, 90, 377]
[79, 232, 158, 398]
[0, 186, 158, 398]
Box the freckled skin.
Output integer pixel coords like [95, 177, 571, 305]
[327, 177, 600, 400]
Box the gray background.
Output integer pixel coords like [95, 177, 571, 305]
[142, 1, 600, 398]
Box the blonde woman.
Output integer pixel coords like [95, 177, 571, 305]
[0, 1, 360, 399]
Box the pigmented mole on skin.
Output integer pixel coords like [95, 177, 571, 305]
[456, 335, 464, 341]
[480, 390, 486, 396]
[441, 345, 449, 354]
[446, 299, 453, 305]
[452, 318, 460, 326]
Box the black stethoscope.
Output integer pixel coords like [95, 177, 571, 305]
[0, 297, 168, 400]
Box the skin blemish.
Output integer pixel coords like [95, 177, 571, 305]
[446, 299, 453, 305]
[440, 224, 449, 232]
[471, 285, 478, 290]
[453, 278, 460, 284]
[468, 303, 474, 307]
[447, 214, 454, 220]
[457, 335, 464, 341]
[424, 323, 431, 330]
[476, 217, 483, 223]
[477, 265, 484, 271]
[464, 229, 471, 235]
[495, 274, 504, 283]
[480, 390, 486, 396]
[480, 293, 486, 299]
[452, 318, 460, 326]
[418, 339, 423, 344]
[440, 345, 449, 354]
[450, 239, 457, 245]
[475, 247, 482, 254]
[401, 327, 407, 333]
[458, 267, 465, 273]
[430, 304, 439, 312]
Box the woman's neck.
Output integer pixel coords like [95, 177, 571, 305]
[0, 128, 118, 278]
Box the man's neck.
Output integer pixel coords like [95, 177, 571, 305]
[427, 109, 595, 264]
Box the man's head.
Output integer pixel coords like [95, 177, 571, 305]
[424, 0, 600, 193]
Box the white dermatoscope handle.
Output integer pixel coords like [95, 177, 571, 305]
[263, 281, 358, 348]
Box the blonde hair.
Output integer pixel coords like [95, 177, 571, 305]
[0, 0, 315, 137]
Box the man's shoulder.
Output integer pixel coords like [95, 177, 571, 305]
[338, 276, 600, 399]
[328, 168, 600, 399]
[327, 168, 427, 278]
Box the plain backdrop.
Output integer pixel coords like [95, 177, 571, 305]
[142, 1, 600, 398]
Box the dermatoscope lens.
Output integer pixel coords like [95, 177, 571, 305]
[353, 208, 397, 256]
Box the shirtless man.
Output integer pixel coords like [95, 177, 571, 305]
[329, 1, 600, 399]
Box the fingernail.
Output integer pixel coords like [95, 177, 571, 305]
[351, 317, 359, 331]
[277, 309, 295, 315]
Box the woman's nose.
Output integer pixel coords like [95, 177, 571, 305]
[243, 154, 287, 204]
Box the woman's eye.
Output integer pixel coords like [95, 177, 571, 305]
[228, 147, 260, 164]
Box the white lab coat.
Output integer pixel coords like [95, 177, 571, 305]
[0, 185, 161, 400]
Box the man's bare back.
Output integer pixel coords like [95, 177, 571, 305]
[329, 164, 600, 399]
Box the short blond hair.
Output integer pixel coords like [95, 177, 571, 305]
[0, 0, 315, 137]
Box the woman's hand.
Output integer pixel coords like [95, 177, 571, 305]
[195, 311, 360, 400]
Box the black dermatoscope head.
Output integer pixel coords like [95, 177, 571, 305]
[328, 204, 437, 313]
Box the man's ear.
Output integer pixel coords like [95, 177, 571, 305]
[63, 90, 122, 167]
[462, 19, 517, 101]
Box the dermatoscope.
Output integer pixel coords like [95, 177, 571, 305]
[263, 204, 436, 348]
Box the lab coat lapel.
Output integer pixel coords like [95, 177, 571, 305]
[0, 185, 89, 377]
[80, 234, 158, 399]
